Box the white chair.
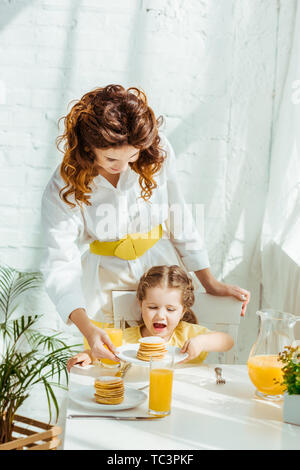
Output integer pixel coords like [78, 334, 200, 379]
[112, 290, 243, 364]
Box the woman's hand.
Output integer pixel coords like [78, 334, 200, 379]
[205, 279, 250, 317]
[69, 308, 120, 361]
[85, 325, 120, 362]
[195, 269, 250, 316]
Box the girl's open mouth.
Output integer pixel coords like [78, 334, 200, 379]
[153, 323, 167, 331]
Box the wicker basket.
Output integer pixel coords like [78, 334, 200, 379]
[0, 414, 62, 450]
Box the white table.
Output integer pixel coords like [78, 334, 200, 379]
[63, 363, 300, 450]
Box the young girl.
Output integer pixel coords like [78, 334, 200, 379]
[67, 265, 234, 371]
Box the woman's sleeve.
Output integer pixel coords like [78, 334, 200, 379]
[163, 135, 210, 272]
[40, 173, 87, 325]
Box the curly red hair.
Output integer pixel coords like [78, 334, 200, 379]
[56, 84, 166, 208]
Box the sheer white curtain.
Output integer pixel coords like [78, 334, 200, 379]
[261, 2, 300, 326]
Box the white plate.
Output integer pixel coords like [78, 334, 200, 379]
[71, 364, 149, 390]
[70, 384, 147, 411]
[116, 344, 188, 366]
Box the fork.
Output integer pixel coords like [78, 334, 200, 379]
[214, 367, 226, 384]
[115, 362, 132, 378]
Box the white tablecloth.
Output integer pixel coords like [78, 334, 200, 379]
[63, 363, 300, 450]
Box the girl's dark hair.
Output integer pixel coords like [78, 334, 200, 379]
[137, 265, 198, 324]
[56, 84, 165, 208]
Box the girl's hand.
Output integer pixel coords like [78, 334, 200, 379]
[85, 325, 120, 363]
[179, 337, 205, 364]
[67, 350, 93, 372]
[195, 270, 250, 317]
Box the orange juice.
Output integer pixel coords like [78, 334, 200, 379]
[149, 369, 174, 413]
[247, 354, 285, 395]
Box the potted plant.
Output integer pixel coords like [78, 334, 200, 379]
[277, 345, 300, 426]
[0, 265, 80, 448]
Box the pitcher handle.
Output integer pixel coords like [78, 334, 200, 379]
[292, 317, 300, 348]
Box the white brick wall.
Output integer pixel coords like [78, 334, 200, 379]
[0, 0, 295, 362]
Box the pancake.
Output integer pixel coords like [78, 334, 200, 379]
[137, 336, 167, 362]
[94, 376, 124, 405]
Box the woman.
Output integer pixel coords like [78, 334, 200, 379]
[40, 84, 250, 362]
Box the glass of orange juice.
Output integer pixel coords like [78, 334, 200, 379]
[148, 351, 175, 416]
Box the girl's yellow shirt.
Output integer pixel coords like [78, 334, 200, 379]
[123, 321, 210, 364]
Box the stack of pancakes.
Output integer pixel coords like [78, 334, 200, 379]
[94, 376, 124, 405]
[136, 336, 167, 362]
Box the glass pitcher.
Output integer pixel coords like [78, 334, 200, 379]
[247, 309, 300, 401]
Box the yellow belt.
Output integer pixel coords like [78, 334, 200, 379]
[89, 224, 162, 260]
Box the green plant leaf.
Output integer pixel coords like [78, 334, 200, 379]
[0, 266, 42, 324]
[0, 265, 83, 441]
[277, 346, 300, 395]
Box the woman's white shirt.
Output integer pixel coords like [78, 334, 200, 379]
[40, 134, 210, 324]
